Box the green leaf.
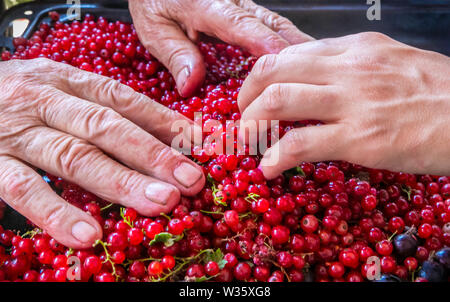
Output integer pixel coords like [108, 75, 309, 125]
[149, 232, 182, 247]
[217, 259, 228, 270]
[203, 249, 228, 269]
[195, 276, 210, 282]
[209, 249, 224, 262]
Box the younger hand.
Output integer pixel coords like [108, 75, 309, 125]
[238, 33, 450, 179]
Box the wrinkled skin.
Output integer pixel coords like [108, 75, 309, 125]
[0, 0, 312, 250]
[0, 58, 205, 248]
[238, 32, 450, 179]
[129, 0, 312, 97]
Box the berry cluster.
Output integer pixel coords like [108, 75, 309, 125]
[0, 13, 449, 282]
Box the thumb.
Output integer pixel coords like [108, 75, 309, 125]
[131, 12, 205, 97]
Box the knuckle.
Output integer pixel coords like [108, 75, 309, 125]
[1, 76, 44, 107]
[0, 164, 36, 206]
[345, 53, 387, 73]
[166, 47, 190, 72]
[0, 124, 41, 155]
[266, 13, 292, 32]
[32, 57, 54, 67]
[43, 203, 69, 229]
[83, 106, 124, 140]
[114, 170, 142, 197]
[53, 136, 100, 179]
[356, 32, 389, 43]
[253, 54, 278, 76]
[101, 79, 135, 108]
[264, 33, 288, 50]
[261, 84, 284, 113]
[36, 89, 66, 121]
[318, 88, 339, 108]
[147, 142, 177, 168]
[225, 6, 255, 26]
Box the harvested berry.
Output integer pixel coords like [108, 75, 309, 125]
[393, 233, 418, 257]
[417, 260, 447, 282]
[0, 12, 448, 283]
[435, 247, 450, 270]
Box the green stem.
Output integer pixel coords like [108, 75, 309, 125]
[100, 203, 114, 212]
[159, 213, 172, 221]
[120, 207, 134, 228]
[94, 240, 119, 281]
[155, 249, 216, 282]
[20, 228, 40, 238]
[152, 259, 189, 282]
[238, 212, 253, 219]
[388, 231, 398, 241]
[201, 210, 224, 215]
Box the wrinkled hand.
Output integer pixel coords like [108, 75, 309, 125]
[0, 58, 205, 248]
[238, 32, 450, 179]
[129, 0, 312, 97]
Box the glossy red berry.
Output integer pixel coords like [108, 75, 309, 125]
[301, 214, 319, 233]
[161, 255, 175, 271]
[168, 219, 185, 236]
[271, 225, 290, 245]
[148, 261, 163, 277]
[339, 249, 359, 269]
[375, 240, 393, 256]
[233, 262, 251, 281]
[127, 228, 144, 245]
[205, 261, 220, 276]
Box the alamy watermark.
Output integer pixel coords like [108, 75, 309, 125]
[171, 113, 281, 166]
[367, 0, 381, 21]
[365, 256, 382, 280]
[66, 255, 81, 281]
[67, 0, 81, 21]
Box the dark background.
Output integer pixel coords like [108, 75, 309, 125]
[1, 0, 448, 54]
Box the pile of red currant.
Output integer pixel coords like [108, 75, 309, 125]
[0, 12, 449, 282]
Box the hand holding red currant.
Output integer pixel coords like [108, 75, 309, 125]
[129, 0, 313, 97]
[238, 32, 450, 179]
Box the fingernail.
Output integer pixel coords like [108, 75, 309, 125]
[145, 182, 176, 205]
[173, 162, 203, 188]
[177, 66, 190, 94]
[72, 221, 98, 244]
[257, 164, 275, 180]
